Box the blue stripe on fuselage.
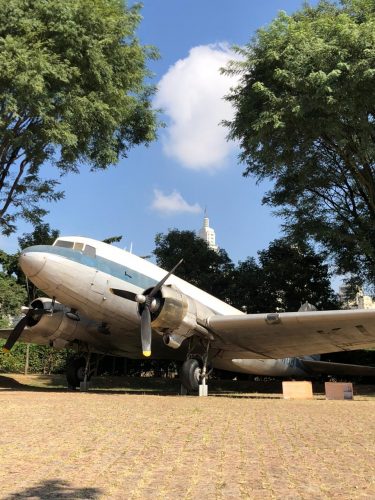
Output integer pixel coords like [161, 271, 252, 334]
[24, 245, 157, 290]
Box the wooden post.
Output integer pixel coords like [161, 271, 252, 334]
[24, 344, 30, 375]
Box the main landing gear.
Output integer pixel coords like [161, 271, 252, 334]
[180, 339, 211, 396]
[66, 351, 96, 390]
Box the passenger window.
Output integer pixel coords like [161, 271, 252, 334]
[73, 242, 84, 252]
[54, 240, 74, 249]
[84, 245, 96, 258]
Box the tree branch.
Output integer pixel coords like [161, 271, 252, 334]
[0, 157, 29, 220]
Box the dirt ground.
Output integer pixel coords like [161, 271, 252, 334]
[0, 375, 374, 499]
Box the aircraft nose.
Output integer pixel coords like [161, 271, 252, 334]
[19, 252, 46, 278]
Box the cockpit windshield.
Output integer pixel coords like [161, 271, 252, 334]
[53, 239, 96, 258]
[54, 239, 74, 249]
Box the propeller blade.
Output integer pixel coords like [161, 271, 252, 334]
[3, 307, 45, 353]
[148, 258, 184, 299]
[2, 315, 29, 352]
[110, 289, 138, 301]
[141, 307, 152, 357]
[112, 259, 183, 358]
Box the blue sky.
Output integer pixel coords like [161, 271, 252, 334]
[2, 0, 320, 265]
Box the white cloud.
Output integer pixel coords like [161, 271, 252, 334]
[151, 189, 202, 215]
[155, 43, 241, 171]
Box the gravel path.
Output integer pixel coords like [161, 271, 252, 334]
[0, 380, 374, 499]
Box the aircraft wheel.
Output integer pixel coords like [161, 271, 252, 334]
[66, 357, 87, 389]
[181, 358, 201, 392]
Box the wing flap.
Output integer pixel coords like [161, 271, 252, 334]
[208, 309, 375, 359]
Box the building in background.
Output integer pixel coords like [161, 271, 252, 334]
[198, 213, 218, 251]
[339, 286, 375, 309]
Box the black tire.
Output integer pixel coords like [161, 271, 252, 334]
[66, 357, 86, 388]
[181, 358, 201, 392]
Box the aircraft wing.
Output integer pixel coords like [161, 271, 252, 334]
[207, 309, 375, 359]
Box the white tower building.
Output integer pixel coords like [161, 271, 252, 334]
[198, 213, 218, 251]
[338, 285, 375, 310]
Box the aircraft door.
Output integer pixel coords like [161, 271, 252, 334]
[91, 270, 108, 296]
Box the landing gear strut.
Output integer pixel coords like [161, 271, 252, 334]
[66, 351, 93, 390]
[180, 339, 211, 396]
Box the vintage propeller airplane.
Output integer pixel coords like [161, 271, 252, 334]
[1, 235, 375, 393]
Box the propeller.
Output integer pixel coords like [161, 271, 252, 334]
[111, 259, 183, 357]
[2, 307, 44, 352]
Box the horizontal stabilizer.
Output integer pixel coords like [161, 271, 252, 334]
[301, 359, 375, 377]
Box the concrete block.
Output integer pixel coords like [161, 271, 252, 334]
[282, 381, 313, 399]
[199, 383, 208, 397]
[325, 382, 353, 400]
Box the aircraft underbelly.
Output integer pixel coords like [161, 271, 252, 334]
[213, 358, 307, 377]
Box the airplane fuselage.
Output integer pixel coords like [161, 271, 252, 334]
[18, 236, 317, 378]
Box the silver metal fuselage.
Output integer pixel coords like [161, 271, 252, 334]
[19, 236, 311, 377]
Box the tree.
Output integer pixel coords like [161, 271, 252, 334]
[259, 239, 339, 312]
[153, 230, 234, 303]
[230, 257, 263, 313]
[17, 222, 60, 251]
[102, 236, 123, 245]
[0, 222, 59, 300]
[232, 239, 339, 313]
[0, 0, 158, 235]
[224, 0, 375, 289]
[0, 340, 69, 374]
[154, 230, 338, 312]
[0, 272, 26, 327]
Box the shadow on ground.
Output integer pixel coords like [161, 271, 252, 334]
[0, 373, 374, 398]
[7, 479, 102, 499]
[0, 374, 66, 392]
[0, 373, 283, 396]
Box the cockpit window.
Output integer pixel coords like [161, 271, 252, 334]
[73, 242, 84, 252]
[53, 239, 96, 258]
[54, 240, 74, 249]
[84, 245, 96, 258]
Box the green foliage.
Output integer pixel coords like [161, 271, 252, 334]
[153, 230, 338, 312]
[102, 235, 123, 245]
[0, 340, 68, 374]
[18, 222, 60, 250]
[0, 0, 158, 234]
[232, 239, 339, 313]
[154, 230, 234, 303]
[0, 222, 59, 300]
[224, 0, 375, 289]
[0, 272, 26, 324]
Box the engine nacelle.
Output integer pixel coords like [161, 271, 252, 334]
[142, 284, 212, 348]
[24, 298, 92, 349]
[26, 298, 65, 335]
